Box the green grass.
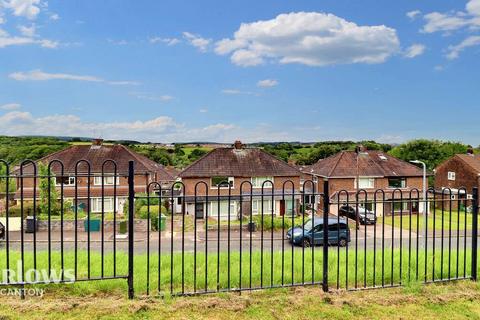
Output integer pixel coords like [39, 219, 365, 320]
[379, 210, 473, 231]
[0, 247, 475, 297]
[2, 282, 480, 319]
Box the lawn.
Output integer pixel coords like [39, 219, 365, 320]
[378, 210, 474, 231]
[0, 247, 475, 297]
[1, 279, 480, 319]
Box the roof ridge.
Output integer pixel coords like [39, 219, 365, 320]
[328, 151, 345, 177]
[454, 154, 480, 173]
[179, 148, 219, 177]
[257, 148, 301, 174]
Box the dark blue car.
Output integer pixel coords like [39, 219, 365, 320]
[286, 217, 350, 247]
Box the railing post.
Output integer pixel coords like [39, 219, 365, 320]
[128, 160, 135, 298]
[322, 179, 329, 292]
[472, 187, 478, 281]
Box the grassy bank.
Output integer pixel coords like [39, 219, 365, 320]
[1, 281, 480, 319]
[0, 247, 475, 297]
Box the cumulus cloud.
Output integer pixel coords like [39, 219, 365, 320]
[214, 12, 400, 67]
[422, 0, 480, 33]
[403, 44, 426, 58]
[0, 111, 238, 142]
[406, 10, 421, 20]
[2, 0, 42, 20]
[182, 32, 211, 52]
[0, 103, 21, 110]
[9, 69, 139, 85]
[446, 35, 480, 59]
[257, 79, 278, 88]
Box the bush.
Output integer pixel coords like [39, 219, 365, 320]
[3, 203, 38, 217]
[137, 205, 169, 219]
[247, 215, 306, 231]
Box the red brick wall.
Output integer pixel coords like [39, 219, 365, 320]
[435, 156, 478, 192]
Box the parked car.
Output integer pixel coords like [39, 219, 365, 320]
[286, 217, 350, 247]
[0, 221, 5, 241]
[339, 205, 376, 225]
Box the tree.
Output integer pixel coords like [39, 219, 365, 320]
[38, 162, 59, 215]
[388, 139, 468, 171]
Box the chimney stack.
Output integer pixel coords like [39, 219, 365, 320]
[92, 138, 104, 146]
[467, 146, 474, 155]
[234, 140, 243, 149]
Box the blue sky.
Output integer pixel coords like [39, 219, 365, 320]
[0, 0, 479, 144]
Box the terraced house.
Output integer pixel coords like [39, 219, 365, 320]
[178, 141, 302, 220]
[302, 149, 426, 216]
[13, 139, 175, 213]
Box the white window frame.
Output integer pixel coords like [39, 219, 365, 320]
[251, 199, 274, 215]
[356, 177, 375, 189]
[91, 197, 115, 213]
[94, 175, 120, 186]
[208, 200, 237, 217]
[55, 176, 75, 187]
[447, 171, 456, 181]
[251, 176, 274, 188]
[210, 176, 234, 189]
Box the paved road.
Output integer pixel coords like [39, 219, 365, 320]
[1, 225, 475, 254]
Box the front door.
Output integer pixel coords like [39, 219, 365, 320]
[280, 200, 285, 216]
[195, 202, 204, 219]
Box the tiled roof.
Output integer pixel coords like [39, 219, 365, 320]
[304, 150, 424, 178]
[14, 145, 174, 180]
[179, 147, 301, 178]
[454, 154, 480, 173]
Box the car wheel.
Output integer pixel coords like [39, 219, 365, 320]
[338, 238, 348, 247]
[302, 239, 311, 247]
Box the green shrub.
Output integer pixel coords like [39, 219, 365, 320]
[248, 215, 306, 231]
[137, 205, 169, 219]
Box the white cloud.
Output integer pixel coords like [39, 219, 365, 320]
[18, 24, 36, 37]
[49, 13, 59, 20]
[0, 33, 57, 48]
[149, 37, 180, 46]
[0, 103, 21, 110]
[406, 10, 421, 20]
[199, 108, 208, 113]
[3, 0, 42, 20]
[9, 69, 140, 85]
[403, 44, 426, 58]
[257, 79, 278, 88]
[221, 89, 256, 95]
[446, 35, 480, 59]
[214, 12, 400, 67]
[183, 32, 211, 52]
[0, 111, 238, 142]
[422, 0, 480, 33]
[129, 92, 174, 101]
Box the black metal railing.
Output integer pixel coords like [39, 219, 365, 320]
[0, 159, 478, 299]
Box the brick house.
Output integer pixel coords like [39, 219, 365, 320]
[178, 141, 302, 220]
[13, 139, 175, 213]
[434, 150, 478, 201]
[302, 150, 425, 216]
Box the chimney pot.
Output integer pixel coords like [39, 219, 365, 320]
[234, 140, 243, 149]
[92, 138, 103, 146]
